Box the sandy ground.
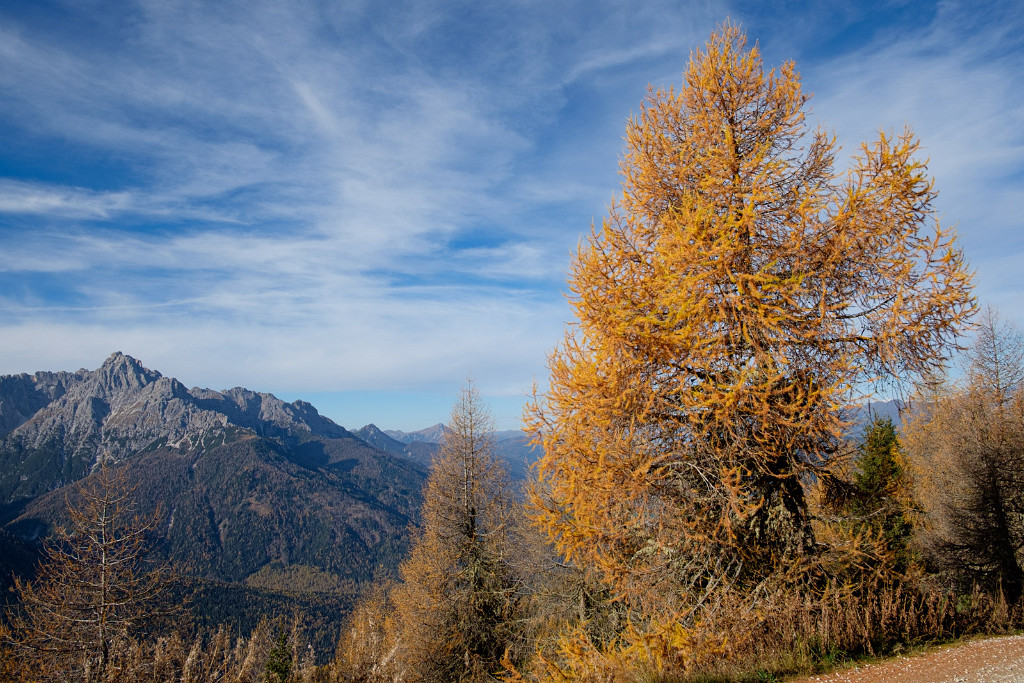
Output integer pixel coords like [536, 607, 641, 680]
[786, 635, 1024, 683]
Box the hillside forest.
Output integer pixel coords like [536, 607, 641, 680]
[3, 25, 1023, 682]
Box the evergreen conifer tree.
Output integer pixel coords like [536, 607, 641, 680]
[851, 417, 915, 572]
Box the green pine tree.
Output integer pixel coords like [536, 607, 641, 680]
[852, 417, 915, 572]
[265, 629, 293, 683]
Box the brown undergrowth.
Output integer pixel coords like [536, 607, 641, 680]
[0, 615, 321, 683]
[519, 580, 1021, 683]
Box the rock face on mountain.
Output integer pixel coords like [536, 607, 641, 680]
[0, 353, 426, 590]
[0, 370, 78, 435]
[1, 354, 226, 501]
[385, 423, 449, 444]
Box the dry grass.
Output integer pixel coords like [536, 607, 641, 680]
[518, 577, 1022, 683]
[1, 616, 322, 682]
[665, 582, 1021, 683]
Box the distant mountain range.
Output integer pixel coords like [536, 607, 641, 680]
[844, 398, 906, 435]
[384, 423, 449, 444]
[353, 424, 441, 469]
[0, 353, 435, 647]
[361, 422, 537, 482]
[0, 353, 537, 610]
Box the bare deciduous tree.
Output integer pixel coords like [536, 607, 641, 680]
[907, 308, 1024, 602]
[6, 466, 169, 681]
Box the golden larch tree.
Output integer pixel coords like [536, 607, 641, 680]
[526, 23, 974, 629]
[389, 382, 525, 682]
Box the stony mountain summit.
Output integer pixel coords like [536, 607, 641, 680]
[354, 423, 441, 468]
[0, 352, 364, 504]
[385, 423, 449, 444]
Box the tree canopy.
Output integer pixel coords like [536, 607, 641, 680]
[526, 23, 975, 624]
[850, 417, 916, 573]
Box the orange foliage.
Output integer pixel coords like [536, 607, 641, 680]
[904, 309, 1024, 603]
[389, 383, 526, 681]
[526, 22, 974, 636]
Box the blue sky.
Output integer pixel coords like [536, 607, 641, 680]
[0, 0, 1021, 430]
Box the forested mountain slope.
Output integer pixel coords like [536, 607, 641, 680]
[0, 352, 426, 593]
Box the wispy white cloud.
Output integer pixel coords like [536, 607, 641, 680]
[803, 0, 1024, 321]
[0, 181, 132, 218]
[0, 0, 1020, 426]
[0, 284, 566, 392]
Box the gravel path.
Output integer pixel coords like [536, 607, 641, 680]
[786, 635, 1024, 683]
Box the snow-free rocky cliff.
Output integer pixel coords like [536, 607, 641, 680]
[0, 352, 366, 502]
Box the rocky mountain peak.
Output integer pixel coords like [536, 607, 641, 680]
[101, 350, 142, 369]
[385, 423, 449, 444]
[96, 351, 161, 393]
[354, 424, 406, 452]
[0, 353, 378, 506]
